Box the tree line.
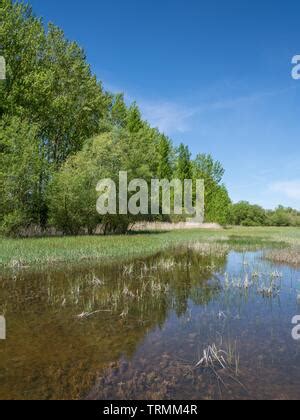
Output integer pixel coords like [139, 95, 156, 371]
[0, 1, 298, 236]
[0, 0, 232, 236]
[229, 202, 300, 227]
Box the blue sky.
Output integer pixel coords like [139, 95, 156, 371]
[28, 0, 300, 209]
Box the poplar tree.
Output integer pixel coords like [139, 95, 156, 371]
[157, 135, 173, 180]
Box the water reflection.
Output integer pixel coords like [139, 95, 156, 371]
[0, 248, 300, 400]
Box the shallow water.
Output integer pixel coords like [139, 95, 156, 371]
[0, 248, 300, 400]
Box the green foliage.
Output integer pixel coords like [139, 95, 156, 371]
[48, 149, 99, 235]
[176, 144, 192, 181]
[229, 202, 268, 226]
[48, 130, 158, 235]
[0, 0, 240, 236]
[193, 154, 230, 225]
[206, 185, 231, 225]
[0, 116, 49, 235]
[268, 206, 300, 227]
[0, 0, 109, 164]
[157, 135, 173, 180]
[229, 202, 300, 227]
[193, 154, 225, 184]
[126, 103, 144, 133]
[110, 94, 128, 129]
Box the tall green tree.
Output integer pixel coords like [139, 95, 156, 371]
[110, 93, 128, 129]
[192, 154, 230, 224]
[157, 135, 173, 179]
[48, 128, 158, 235]
[0, 116, 49, 235]
[193, 154, 225, 184]
[0, 0, 109, 164]
[229, 201, 267, 226]
[205, 185, 231, 225]
[0, 0, 235, 235]
[126, 103, 143, 133]
[176, 143, 192, 180]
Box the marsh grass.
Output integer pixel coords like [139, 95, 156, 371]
[192, 339, 242, 392]
[2, 235, 300, 400]
[223, 270, 282, 300]
[265, 247, 300, 267]
[0, 230, 223, 269]
[1, 227, 298, 270]
[187, 242, 230, 257]
[257, 285, 279, 298]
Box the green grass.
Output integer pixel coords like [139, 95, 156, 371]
[0, 227, 299, 269]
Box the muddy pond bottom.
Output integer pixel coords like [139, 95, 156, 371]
[1, 248, 300, 400]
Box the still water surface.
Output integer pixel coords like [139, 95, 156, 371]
[0, 248, 300, 400]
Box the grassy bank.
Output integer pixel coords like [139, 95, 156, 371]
[0, 227, 299, 269]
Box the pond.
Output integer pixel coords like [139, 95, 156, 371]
[0, 246, 300, 400]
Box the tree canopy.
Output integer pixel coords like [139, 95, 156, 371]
[3, 0, 294, 236]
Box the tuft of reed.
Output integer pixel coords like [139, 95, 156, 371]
[224, 271, 281, 299]
[188, 242, 230, 257]
[194, 340, 241, 383]
[265, 248, 300, 267]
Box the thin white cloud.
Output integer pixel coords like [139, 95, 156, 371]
[99, 80, 198, 134]
[140, 101, 197, 134]
[138, 91, 264, 134]
[138, 87, 294, 135]
[206, 86, 296, 111]
[270, 181, 300, 200]
[101, 76, 297, 136]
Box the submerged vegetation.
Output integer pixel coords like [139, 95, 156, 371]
[0, 224, 300, 399]
[223, 271, 282, 299]
[194, 341, 240, 382]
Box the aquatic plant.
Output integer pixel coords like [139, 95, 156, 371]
[76, 309, 111, 319]
[149, 280, 170, 296]
[122, 285, 136, 299]
[123, 264, 134, 276]
[89, 275, 105, 287]
[265, 248, 300, 267]
[242, 259, 249, 267]
[195, 341, 240, 380]
[188, 242, 230, 257]
[257, 285, 279, 298]
[120, 308, 129, 319]
[195, 344, 228, 370]
[270, 270, 283, 279]
[223, 270, 282, 301]
[224, 273, 252, 290]
[217, 311, 227, 320]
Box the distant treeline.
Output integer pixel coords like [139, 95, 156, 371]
[0, 1, 298, 237]
[229, 202, 300, 227]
